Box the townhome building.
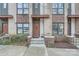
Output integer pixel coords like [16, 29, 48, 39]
[0, 3, 79, 39]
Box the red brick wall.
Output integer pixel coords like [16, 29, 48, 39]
[16, 15, 29, 23]
[52, 15, 64, 22]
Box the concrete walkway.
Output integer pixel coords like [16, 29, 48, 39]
[47, 48, 79, 56]
[24, 46, 46, 56]
[0, 45, 47, 56]
[0, 45, 27, 56]
[0, 45, 79, 56]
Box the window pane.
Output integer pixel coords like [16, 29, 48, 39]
[24, 9, 28, 14]
[52, 9, 57, 14]
[17, 23, 29, 34]
[17, 24, 22, 27]
[3, 3, 7, 8]
[24, 31, 29, 34]
[17, 3, 22, 8]
[18, 9, 23, 14]
[58, 3, 64, 8]
[58, 9, 63, 14]
[23, 24, 29, 27]
[52, 3, 58, 8]
[23, 3, 29, 8]
[58, 24, 64, 35]
[35, 4, 38, 8]
[18, 28, 23, 34]
[53, 23, 58, 35]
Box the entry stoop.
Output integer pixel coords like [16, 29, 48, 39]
[30, 38, 45, 47]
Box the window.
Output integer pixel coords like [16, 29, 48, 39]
[18, 9, 22, 14]
[3, 3, 7, 8]
[17, 23, 29, 34]
[24, 9, 28, 14]
[17, 3, 29, 14]
[52, 22, 64, 35]
[17, 3, 22, 8]
[52, 3, 64, 14]
[23, 3, 29, 8]
[35, 4, 38, 8]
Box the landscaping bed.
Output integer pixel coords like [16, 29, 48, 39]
[0, 34, 30, 46]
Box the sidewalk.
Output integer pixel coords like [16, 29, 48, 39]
[0, 45, 79, 56]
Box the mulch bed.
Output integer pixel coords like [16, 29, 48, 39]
[54, 41, 77, 49]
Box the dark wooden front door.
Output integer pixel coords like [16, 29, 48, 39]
[33, 18, 40, 38]
[2, 23, 8, 33]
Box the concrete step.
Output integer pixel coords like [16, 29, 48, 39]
[31, 40, 45, 44]
[30, 44, 45, 47]
[31, 38, 44, 40]
[30, 38, 45, 47]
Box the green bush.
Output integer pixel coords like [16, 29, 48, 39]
[0, 34, 28, 45]
[11, 34, 28, 42]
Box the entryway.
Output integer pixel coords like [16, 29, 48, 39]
[32, 18, 40, 38]
[2, 23, 8, 33]
[0, 18, 8, 34]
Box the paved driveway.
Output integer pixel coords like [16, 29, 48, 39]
[0, 45, 79, 56]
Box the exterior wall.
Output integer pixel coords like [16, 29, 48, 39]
[52, 15, 64, 22]
[8, 3, 16, 34]
[44, 3, 52, 36]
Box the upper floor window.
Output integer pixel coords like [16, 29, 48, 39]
[3, 3, 7, 8]
[52, 3, 64, 14]
[17, 3, 29, 14]
[17, 3, 22, 8]
[35, 4, 38, 8]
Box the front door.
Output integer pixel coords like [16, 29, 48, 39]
[2, 23, 8, 33]
[33, 18, 40, 38]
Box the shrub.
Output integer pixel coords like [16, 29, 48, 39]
[0, 34, 28, 45]
[10, 34, 28, 43]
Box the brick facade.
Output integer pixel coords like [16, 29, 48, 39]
[16, 15, 29, 23]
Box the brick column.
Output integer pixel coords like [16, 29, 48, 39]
[44, 3, 52, 36]
[8, 3, 16, 34]
[29, 4, 32, 36]
[64, 3, 68, 36]
[71, 4, 75, 36]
